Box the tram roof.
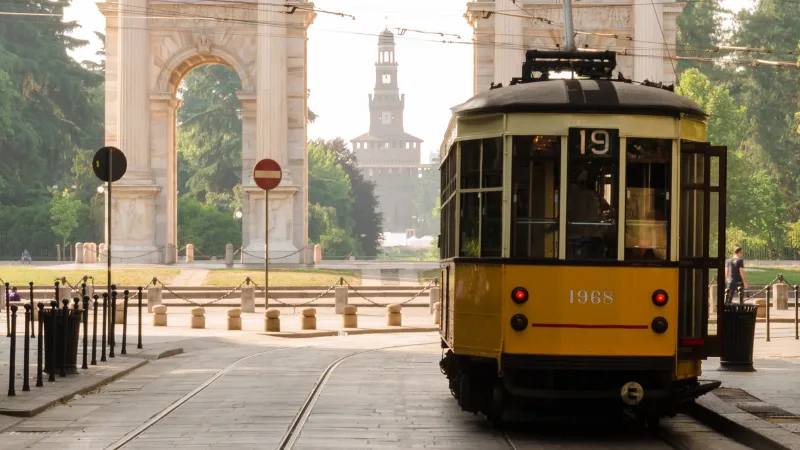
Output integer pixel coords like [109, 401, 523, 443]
[451, 79, 706, 118]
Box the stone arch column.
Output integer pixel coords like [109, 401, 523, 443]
[98, 1, 315, 264]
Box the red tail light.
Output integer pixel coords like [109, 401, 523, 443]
[652, 290, 668, 306]
[511, 287, 528, 304]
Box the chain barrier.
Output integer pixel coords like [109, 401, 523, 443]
[343, 279, 434, 307]
[98, 246, 167, 261]
[250, 278, 338, 314]
[240, 245, 310, 262]
[153, 277, 250, 307]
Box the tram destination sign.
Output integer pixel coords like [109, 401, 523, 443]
[568, 128, 619, 159]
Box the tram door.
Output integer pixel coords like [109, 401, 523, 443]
[678, 142, 727, 358]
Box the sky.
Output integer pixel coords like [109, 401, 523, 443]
[63, 0, 755, 164]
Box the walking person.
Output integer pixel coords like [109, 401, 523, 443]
[725, 246, 748, 303]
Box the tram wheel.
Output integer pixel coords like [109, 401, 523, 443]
[487, 380, 506, 428]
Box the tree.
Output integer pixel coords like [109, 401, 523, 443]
[413, 152, 440, 237]
[177, 197, 241, 255]
[308, 138, 383, 255]
[49, 188, 82, 250]
[307, 141, 361, 255]
[730, 0, 800, 218]
[675, 0, 726, 76]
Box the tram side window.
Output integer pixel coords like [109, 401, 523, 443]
[440, 148, 457, 259]
[511, 136, 561, 258]
[625, 138, 672, 261]
[566, 129, 619, 260]
[458, 138, 504, 258]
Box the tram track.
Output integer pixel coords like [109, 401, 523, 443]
[104, 340, 437, 450]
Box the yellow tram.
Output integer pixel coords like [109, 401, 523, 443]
[437, 50, 726, 427]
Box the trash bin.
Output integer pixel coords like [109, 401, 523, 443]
[718, 302, 758, 372]
[44, 307, 82, 375]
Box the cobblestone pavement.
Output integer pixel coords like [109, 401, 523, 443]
[0, 331, 749, 450]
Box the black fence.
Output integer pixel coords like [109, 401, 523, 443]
[0, 229, 101, 261]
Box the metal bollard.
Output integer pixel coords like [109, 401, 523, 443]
[5, 282, 9, 337]
[109, 289, 116, 358]
[82, 296, 89, 369]
[122, 290, 129, 355]
[766, 286, 771, 342]
[738, 286, 744, 304]
[8, 304, 17, 396]
[48, 301, 56, 382]
[60, 299, 68, 377]
[36, 302, 44, 387]
[91, 295, 98, 365]
[795, 285, 799, 340]
[23, 304, 30, 391]
[55, 281, 60, 303]
[101, 293, 107, 362]
[137, 287, 143, 349]
[29, 281, 35, 339]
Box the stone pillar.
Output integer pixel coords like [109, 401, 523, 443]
[186, 244, 194, 263]
[633, 0, 665, 83]
[75, 243, 84, 264]
[773, 283, 789, 310]
[107, 186, 161, 263]
[91, 243, 98, 263]
[225, 243, 234, 267]
[334, 286, 348, 314]
[301, 308, 316, 330]
[191, 307, 205, 329]
[147, 285, 162, 313]
[152, 305, 167, 326]
[56, 244, 61, 262]
[709, 284, 718, 316]
[265, 308, 280, 332]
[342, 305, 357, 328]
[115, 301, 124, 324]
[387, 304, 402, 326]
[98, 243, 106, 263]
[429, 286, 440, 314]
[257, 0, 287, 167]
[314, 244, 322, 263]
[240, 286, 255, 313]
[165, 243, 176, 264]
[227, 308, 242, 330]
[59, 286, 71, 302]
[493, 0, 524, 87]
[150, 93, 179, 262]
[117, 0, 150, 177]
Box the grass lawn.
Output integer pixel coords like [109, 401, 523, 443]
[0, 266, 180, 288]
[743, 267, 800, 285]
[203, 269, 361, 287]
[419, 268, 440, 283]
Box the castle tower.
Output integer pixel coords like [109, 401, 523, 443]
[351, 29, 428, 233]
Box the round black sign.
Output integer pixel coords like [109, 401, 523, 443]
[92, 147, 127, 182]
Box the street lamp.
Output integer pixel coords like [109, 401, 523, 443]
[234, 210, 243, 220]
[97, 186, 105, 194]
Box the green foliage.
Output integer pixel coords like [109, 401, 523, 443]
[675, 0, 725, 76]
[49, 188, 82, 246]
[308, 138, 383, 256]
[177, 197, 241, 255]
[413, 152, 440, 236]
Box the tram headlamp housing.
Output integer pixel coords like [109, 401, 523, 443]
[510, 314, 528, 331]
[652, 289, 668, 306]
[511, 287, 529, 304]
[651, 316, 668, 334]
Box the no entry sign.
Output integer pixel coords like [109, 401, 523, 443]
[253, 159, 282, 191]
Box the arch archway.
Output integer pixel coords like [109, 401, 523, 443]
[98, 2, 316, 263]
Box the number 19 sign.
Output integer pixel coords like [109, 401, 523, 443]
[568, 128, 619, 159]
[253, 158, 282, 310]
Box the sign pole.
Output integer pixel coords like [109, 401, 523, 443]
[107, 149, 112, 309]
[252, 158, 282, 313]
[264, 191, 269, 312]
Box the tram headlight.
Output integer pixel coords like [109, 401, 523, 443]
[511, 287, 528, 304]
[510, 314, 528, 331]
[652, 289, 668, 307]
[651, 316, 668, 334]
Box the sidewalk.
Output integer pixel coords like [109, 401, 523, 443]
[0, 305, 440, 420]
[698, 322, 800, 448]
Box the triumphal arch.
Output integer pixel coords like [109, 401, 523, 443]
[98, 0, 316, 263]
[465, 0, 685, 94]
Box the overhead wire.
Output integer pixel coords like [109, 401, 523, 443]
[0, 0, 796, 69]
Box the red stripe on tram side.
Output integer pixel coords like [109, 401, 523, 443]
[530, 323, 650, 330]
